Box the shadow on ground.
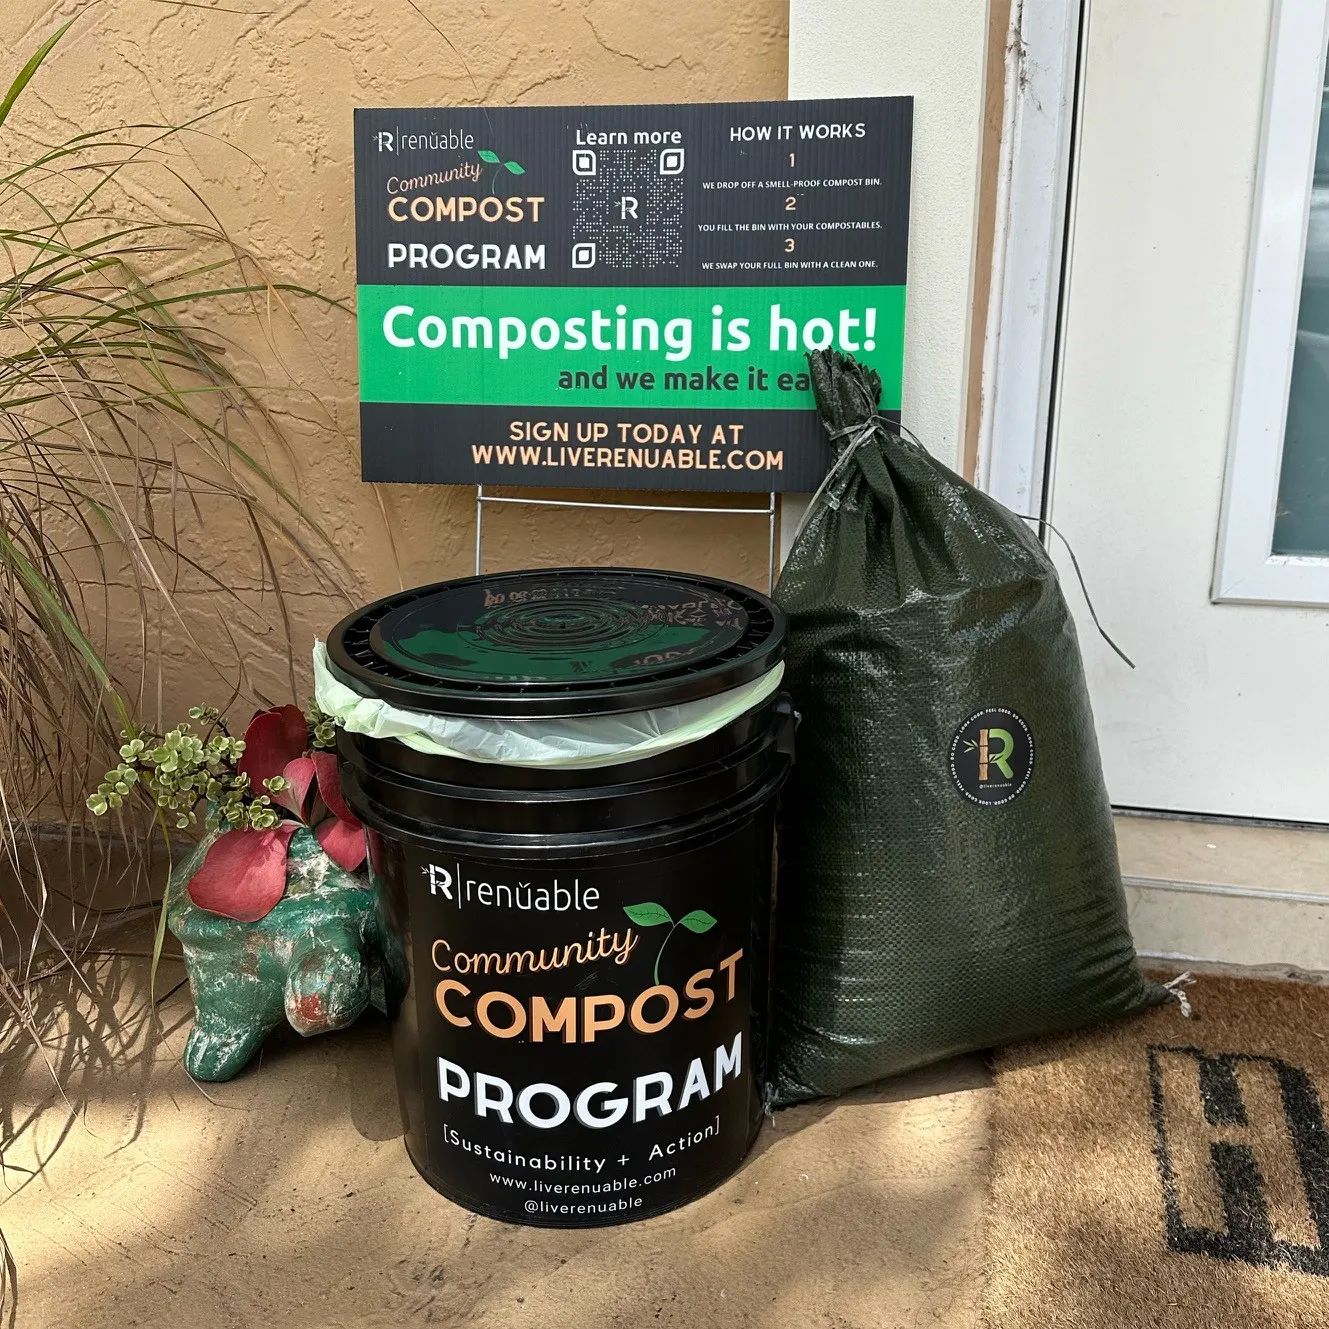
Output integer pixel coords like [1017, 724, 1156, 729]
[1, 920, 991, 1329]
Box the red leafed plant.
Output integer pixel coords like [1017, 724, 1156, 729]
[87, 703, 365, 923]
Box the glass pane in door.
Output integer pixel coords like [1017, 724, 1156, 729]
[1274, 53, 1329, 555]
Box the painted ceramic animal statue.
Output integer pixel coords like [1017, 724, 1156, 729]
[169, 827, 383, 1081]
[88, 702, 383, 1080]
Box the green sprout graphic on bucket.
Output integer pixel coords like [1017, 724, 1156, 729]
[622, 902, 717, 984]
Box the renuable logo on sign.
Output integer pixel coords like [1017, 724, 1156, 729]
[352, 97, 913, 493]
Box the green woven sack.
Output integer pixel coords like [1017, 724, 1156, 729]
[771, 350, 1165, 1106]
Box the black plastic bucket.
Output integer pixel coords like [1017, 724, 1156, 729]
[326, 568, 791, 1226]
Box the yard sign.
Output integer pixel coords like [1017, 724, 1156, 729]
[353, 97, 912, 492]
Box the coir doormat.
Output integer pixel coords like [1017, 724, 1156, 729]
[984, 974, 1329, 1328]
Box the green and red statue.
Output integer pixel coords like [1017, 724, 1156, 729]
[88, 703, 381, 1081]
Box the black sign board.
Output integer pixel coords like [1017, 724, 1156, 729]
[354, 97, 912, 491]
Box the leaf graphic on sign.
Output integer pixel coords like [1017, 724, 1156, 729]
[504, 160, 525, 174]
[623, 901, 672, 928]
[678, 909, 717, 934]
[477, 149, 500, 163]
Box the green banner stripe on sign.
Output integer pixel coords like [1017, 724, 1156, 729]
[357, 284, 904, 410]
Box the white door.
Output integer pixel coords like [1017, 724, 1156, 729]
[1039, 0, 1329, 823]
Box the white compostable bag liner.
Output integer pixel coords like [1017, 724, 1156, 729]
[313, 640, 784, 769]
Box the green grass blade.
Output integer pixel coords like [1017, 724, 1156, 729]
[0, 526, 131, 730]
[0, 22, 73, 130]
[149, 814, 174, 1009]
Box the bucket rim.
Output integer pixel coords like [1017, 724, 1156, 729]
[324, 567, 786, 719]
[346, 744, 792, 862]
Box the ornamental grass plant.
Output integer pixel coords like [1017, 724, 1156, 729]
[0, 17, 355, 1141]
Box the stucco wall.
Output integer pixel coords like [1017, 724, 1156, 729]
[7, 0, 788, 726]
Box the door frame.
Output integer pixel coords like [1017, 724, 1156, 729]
[975, 0, 1085, 516]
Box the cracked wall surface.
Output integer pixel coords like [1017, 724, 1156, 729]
[5, 0, 789, 728]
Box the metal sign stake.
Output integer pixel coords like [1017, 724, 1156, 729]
[475, 485, 779, 592]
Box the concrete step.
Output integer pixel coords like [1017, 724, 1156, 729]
[1117, 813, 1329, 974]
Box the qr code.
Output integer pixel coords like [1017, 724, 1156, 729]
[571, 146, 684, 270]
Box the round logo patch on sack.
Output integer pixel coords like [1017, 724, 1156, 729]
[949, 708, 1034, 806]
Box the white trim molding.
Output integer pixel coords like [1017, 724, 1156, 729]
[1213, 0, 1329, 605]
[1124, 875, 1329, 974]
[976, 0, 1084, 513]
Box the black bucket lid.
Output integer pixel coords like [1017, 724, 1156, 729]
[324, 568, 786, 719]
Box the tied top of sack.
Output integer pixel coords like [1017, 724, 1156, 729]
[794, 350, 1054, 601]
